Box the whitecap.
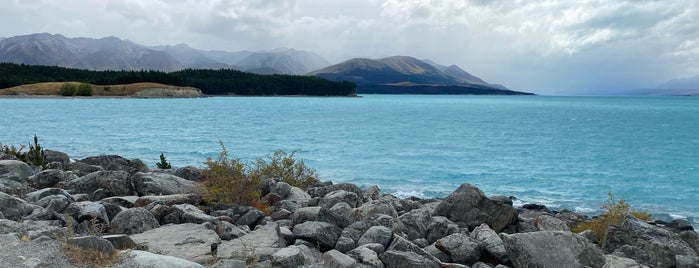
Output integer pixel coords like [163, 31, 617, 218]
[575, 206, 596, 214]
[669, 213, 687, 220]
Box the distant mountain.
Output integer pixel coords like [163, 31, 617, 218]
[0, 33, 331, 75]
[622, 75, 699, 96]
[309, 56, 532, 95]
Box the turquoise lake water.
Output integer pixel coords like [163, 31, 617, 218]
[1, 95, 698, 224]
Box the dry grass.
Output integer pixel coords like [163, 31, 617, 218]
[0, 82, 196, 96]
[62, 244, 119, 267]
[572, 192, 652, 244]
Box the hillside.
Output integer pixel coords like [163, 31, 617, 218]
[309, 56, 532, 95]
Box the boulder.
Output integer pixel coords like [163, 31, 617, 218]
[216, 221, 249, 240]
[293, 220, 342, 249]
[0, 173, 33, 196]
[535, 214, 572, 231]
[130, 223, 221, 264]
[44, 150, 70, 170]
[64, 170, 132, 197]
[319, 189, 360, 208]
[35, 194, 72, 213]
[501, 231, 606, 268]
[78, 155, 149, 175]
[67, 235, 116, 256]
[317, 202, 355, 228]
[603, 216, 698, 268]
[64, 201, 109, 223]
[602, 254, 649, 268]
[433, 183, 517, 232]
[171, 204, 215, 224]
[425, 216, 459, 244]
[132, 172, 197, 196]
[0, 191, 34, 221]
[103, 234, 138, 250]
[347, 246, 385, 268]
[114, 250, 205, 268]
[424, 243, 451, 263]
[435, 233, 483, 264]
[271, 246, 304, 267]
[668, 219, 694, 231]
[24, 220, 65, 240]
[322, 249, 357, 268]
[471, 223, 507, 263]
[0, 219, 26, 235]
[380, 235, 441, 268]
[110, 207, 160, 234]
[25, 188, 73, 203]
[235, 209, 264, 227]
[364, 185, 383, 201]
[292, 206, 321, 224]
[352, 200, 404, 233]
[399, 208, 431, 241]
[358, 226, 394, 249]
[69, 161, 104, 176]
[174, 166, 204, 181]
[308, 183, 365, 205]
[133, 194, 201, 207]
[0, 160, 34, 179]
[218, 223, 285, 263]
[100, 196, 139, 208]
[26, 169, 65, 189]
[272, 181, 292, 198]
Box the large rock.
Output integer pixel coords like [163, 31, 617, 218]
[602, 254, 649, 268]
[501, 231, 606, 268]
[435, 233, 483, 264]
[426, 216, 459, 244]
[308, 183, 365, 206]
[171, 204, 216, 224]
[78, 155, 149, 175]
[603, 216, 698, 268]
[432, 183, 517, 232]
[67, 235, 115, 256]
[24, 188, 73, 203]
[64, 201, 109, 223]
[317, 202, 355, 229]
[174, 166, 203, 182]
[271, 245, 305, 268]
[26, 169, 65, 189]
[0, 160, 34, 179]
[358, 226, 393, 249]
[132, 172, 197, 196]
[322, 249, 357, 268]
[218, 223, 285, 263]
[44, 150, 71, 170]
[0, 191, 34, 221]
[471, 223, 507, 263]
[216, 221, 249, 240]
[293, 220, 342, 249]
[399, 208, 432, 241]
[352, 200, 404, 233]
[292, 206, 322, 224]
[133, 194, 201, 207]
[64, 170, 133, 197]
[0, 173, 34, 196]
[114, 250, 205, 268]
[110, 207, 160, 234]
[348, 246, 385, 267]
[0, 219, 27, 235]
[319, 190, 360, 208]
[130, 223, 220, 264]
[380, 235, 441, 268]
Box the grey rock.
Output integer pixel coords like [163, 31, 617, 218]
[335, 236, 356, 253]
[134, 194, 201, 207]
[211, 259, 246, 268]
[79, 155, 149, 175]
[668, 219, 694, 231]
[0, 219, 27, 235]
[64, 170, 132, 197]
[679, 230, 699, 253]
[26, 169, 65, 189]
[308, 183, 365, 206]
[69, 161, 104, 176]
[399, 208, 431, 241]
[0, 173, 34, 196]
[424, 243, 451, 262]
[216, 221, 249, 240]
[174, 166, 203, 181]
[24, 188, 73, 203]
[132, 172, 197, 196]
[44, 150, 70, 170]
[272, 181, 292, 198]
[114, 250, 205, 268]
[218, 223, 285, 264]
[604, 216, 697, 268]
[130, 223, 221, 264]
[65, 201, 109, 223]
[319, 189, 360, 208]
[293, 220, 342, 248]
[36, 194, 72, 212]
[323, 249, 357, 268]
[24, 220, 66, 240]
[270, 208, 292, 221]
[110, 207, 160, 234]
[317, 202, 355, 228]
[0, 160, 35, 179]
[0, 191, 34, 221]
[435, 233, 482, 264]
[103, 234, 138, 249]
[433, 183, 517, 232]
[425, 216, 459, 244]
[348, 246, 385, 268]
[271, 245, 305, 267]
[293, 206, 321, 224]
[101, 195, 138, 208]
[67, 235, 116, 256]
[535, 214, 572, 231]
[358, 225, 393, 248]
[236, 209, 264, 227]
[172, 204, 215, 224]
[364, 185, 383, 201]
[602, 254, 649, 268]
[352, 200, 404, 233]
[471, 223, 508, 262]
[502, 231, 606, 268]
[380, 235, 441, 268]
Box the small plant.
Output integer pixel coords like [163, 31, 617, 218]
[1, 143, 26, 161]
[76, 83, 93, 96]
[60, 83, 77, 96]
[26, 135, 48, 170]
[200, 142, 261, 205]
[156, 152, 172, 169]
[250, 150, 320, 190]
[572, 192, 652, 244]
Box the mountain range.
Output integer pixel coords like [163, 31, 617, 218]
[0, 33, 529, 95]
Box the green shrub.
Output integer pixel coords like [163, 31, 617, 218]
[76, 83, 93, 96]
[250, 150, 320, 190]
[1, 143, 26, 161]
[156, 153, 172, 169]
[200, 142, 260, 205]
[26, 135, 48, 170]
[60, 83, 77, 96]
[572, 192, 652, 244]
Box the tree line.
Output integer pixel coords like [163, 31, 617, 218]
[0, 63, 357, 96]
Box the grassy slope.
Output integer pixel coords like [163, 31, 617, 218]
[0, 82, 198, 96]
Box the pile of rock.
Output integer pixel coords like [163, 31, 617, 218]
[1, 152, 698, 268]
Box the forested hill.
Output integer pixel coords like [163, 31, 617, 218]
[0, 63, 357, 96]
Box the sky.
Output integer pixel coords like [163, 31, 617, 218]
[1, 0, 698, 95]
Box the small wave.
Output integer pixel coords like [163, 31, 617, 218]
[669, 213, 688, 220]
[575, 206, 597, 214]
[392, 190, 429, 199]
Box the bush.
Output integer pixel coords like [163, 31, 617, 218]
[572, 192, 652, 244]
[1, 143, 26, 161]
[200, 142, 260, 205]
[156, 153, 172, 169]
[26, 135, 48, 170]
[250, 150, 320, 190]
[76, 83, 93, 96]
[60, 83, 77, 96]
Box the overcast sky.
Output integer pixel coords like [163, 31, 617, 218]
[1, 0, 698, 94]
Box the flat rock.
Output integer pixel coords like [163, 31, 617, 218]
[130, 223, 220, 264]
[171, 204, 215, 224]
[67, 235, 115, 256]
[132, 172, 197, 196]
[218, 223, 285, 263]
[133, 194, 201, 207]
[78, 155, 148, 175]
[114, 250, 205, 268]
[501, 231, 606, 268]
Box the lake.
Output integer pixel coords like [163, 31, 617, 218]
[2, 95, 698, 224]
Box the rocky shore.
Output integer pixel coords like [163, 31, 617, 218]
[1, 151, 698, 268]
